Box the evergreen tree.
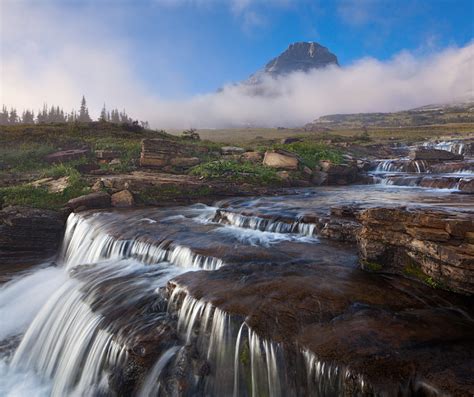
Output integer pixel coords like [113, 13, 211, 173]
[0, 106, 9, 125]
[22, 110, 35, 124]
[99, 104, 107, 122]
[78, 96, 92, 122]
[9, 108, 18, 124]
[111, 109, 120, 123]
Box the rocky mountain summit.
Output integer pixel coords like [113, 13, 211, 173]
[247, 41, 339, 84]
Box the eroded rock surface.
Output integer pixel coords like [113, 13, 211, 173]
[357, 206, 474, 295]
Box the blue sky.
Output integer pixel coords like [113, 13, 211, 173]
[2, 0, 473, 127]
[41, 0, 474, 97]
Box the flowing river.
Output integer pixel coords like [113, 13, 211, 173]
[0, 181, 473, 396]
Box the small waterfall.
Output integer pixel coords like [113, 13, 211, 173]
[213, 209, 317, 237]
[62, 213, 224, 270]
[374, 159, 429, 173]
[303, 348, 368, 396]
[167, 289, 286, 396]
[423, 140, 466, 155]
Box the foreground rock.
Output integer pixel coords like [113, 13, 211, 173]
[357, 207, 474, 295]
[0, 206, 66, 266]
[169, 262, 474, 396]
[67, 191, 111, 211]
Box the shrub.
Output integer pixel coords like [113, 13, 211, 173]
[273, 141, 342, 168]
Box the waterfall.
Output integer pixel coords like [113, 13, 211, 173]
[62, 213, 224, 270]
[212, 209, 317, 237]
[423, 140, 466, 155]
[303, 348, 368, 396]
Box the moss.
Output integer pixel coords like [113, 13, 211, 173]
[240, 341, 250, 366]
[361, 260, 383, 272]
[403, 263, 441, 289]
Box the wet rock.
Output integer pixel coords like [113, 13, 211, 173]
[263, 150, 299, 170]
[0, 206, 66, 265]
[111, 190, 135, 208]
[356, 206, 474, 295]
[67, 191, 111, 211]
[221, 146, 245, 155]
[45, 149, 89, 163]
[319, 161, 359, 185]
[458, 179, 474, 194]
[311, 170, 328, 185]
[409, 148, 463, 161]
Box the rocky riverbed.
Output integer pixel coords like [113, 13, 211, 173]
[0, 182, 473, 397]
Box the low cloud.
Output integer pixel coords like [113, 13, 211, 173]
[142, 43, 474, 128]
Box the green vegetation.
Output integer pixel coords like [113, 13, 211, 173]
[362, 260, 383, 272]
[0, 171, 89, 210]
[273, 141, 342, 168]
[190, 160, 279, 184]
[403, 263, 441, 289]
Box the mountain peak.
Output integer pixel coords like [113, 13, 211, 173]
[263, 41, 339, 76]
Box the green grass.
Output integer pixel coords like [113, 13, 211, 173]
[190, 160, 279, 184]
[272, 141, 343, 168]
[0, 163, 89, 209]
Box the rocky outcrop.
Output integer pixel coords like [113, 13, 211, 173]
[140, 138, 206, 169]
[319, 161, 359, 185]
[67, 192, 111, 211]
[0, 206, 66, 265]
[263, 150, 299, 170]
[356, 207, 474, 295]
[410, 148, 463, 161]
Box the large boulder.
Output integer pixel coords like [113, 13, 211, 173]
[409, 148, 463, 161]
[111, 190, 135, 208]
[319, 161, 359, 185]
[263, 150, 299, 170]
[0, 206, 66, 266]
[67, 192, 111, 211]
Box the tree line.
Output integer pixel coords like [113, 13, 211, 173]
[0, 96, 149, 128]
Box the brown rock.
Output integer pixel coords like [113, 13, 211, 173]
[0, 206, 66, 265]
[409, 148, 463, 161]
[458, 179, 474, 194]
[95, 149, 121, 160]
[169, 157, 201, 167]
[67, 192, 111, 211]
[263, 150, 299, 170]
[406, 227, 450, 242]
[45, 149, 89, 164]
[111, 190, 135, 208]
[241, 151, 262, 163]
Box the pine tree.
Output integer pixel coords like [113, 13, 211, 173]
[9, 108, 18, 124]
[22, 110, 35, 124]
[111, 109, 120, 123]
[0, 106, 9, 125]
[78, 95, 92, 122]
[99, 104, 107, 122]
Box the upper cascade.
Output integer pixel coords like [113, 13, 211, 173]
[248, 41, 339, 83]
